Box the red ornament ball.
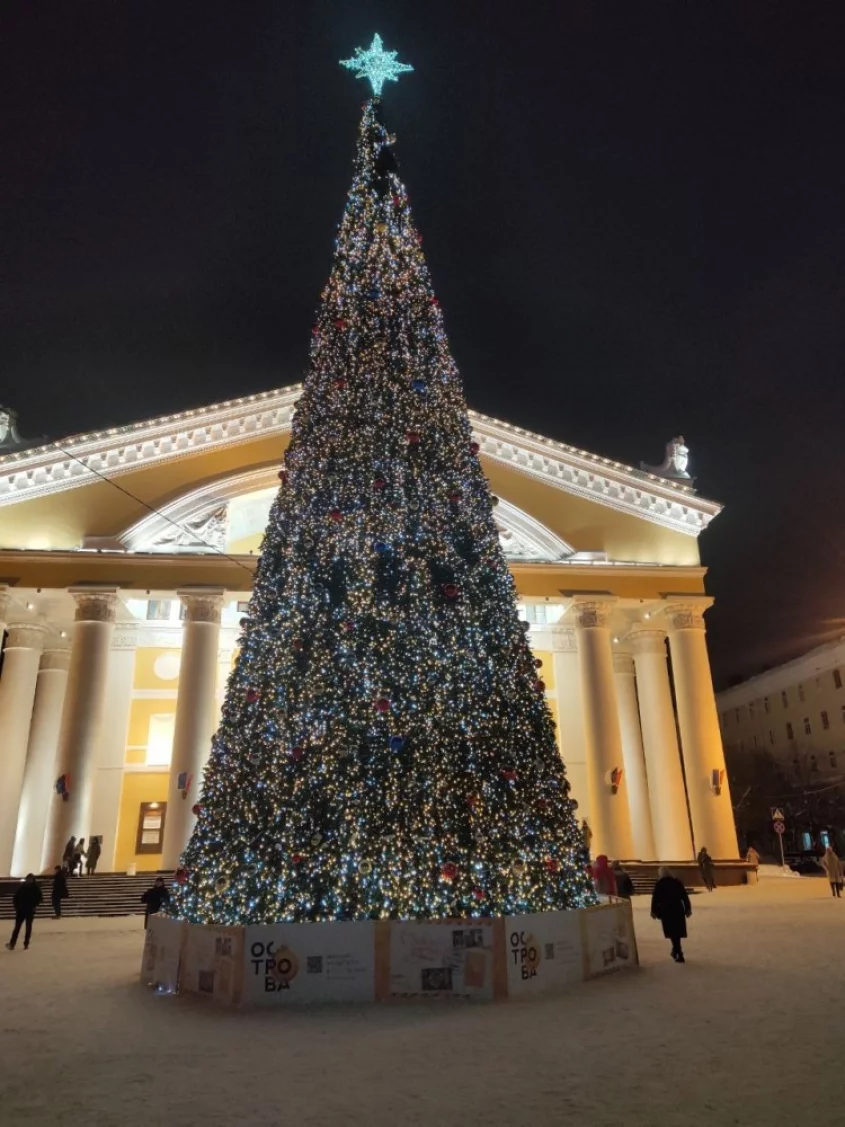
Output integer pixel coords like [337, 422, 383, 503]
[333, 377, 347, 390]
[442, 583, 460, 600]
[277, 469, 288, 483]
[545, 858, 561, 874]
[534, 679, 546, 693]
[473, 889, 485, 901]
[537, 799, 549, 811]
[174, 868, 189, 885]
[191, 803, 202, 816]
[466, 794, 478, 807]
[335, 318, 347, 331]
[311, 326, 320, 338]
[373, 477, 387, 490]
[239, 617, 248, 628]
[441, 862, 458, 881]
[491, 495, 500, 507]
[290, 746, 305, 762]
[469, 441, 480, 455]
[430, 296, 440, 307]
[292, 638, 305, 651]
[329, 509, 342, 522]
[501, 769, 518, 782]
[392, 194, 402, 207]
[292, 854, 304, 866]
[246, 689, 259, 703]
[448, 491, 461, 504]
[406, 431, 421, 446]
[374, 697, 391, 714]
[534, 657, 543, 668]
[343, 620, 355, 633]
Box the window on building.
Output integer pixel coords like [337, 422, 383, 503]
[782, 691, 789, 708]
[764, 697, 770, 713]
[786, 722, 794, 740]
[146, 713, 176, 766]
[135, 802, 167, 854]
[822, 710, 830, 731]
[804, 717, 812, 736]
[798, 684, 806, 702]
[829, 751, 838, 769]
[237, 600, 250, 613]
[810, 755, 819, 772]
[769, 730, 775, 745]
[835, 669, 843, 690]
[146, 599, 172, 621]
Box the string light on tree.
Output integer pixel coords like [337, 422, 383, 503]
[170, 37, 594, 927]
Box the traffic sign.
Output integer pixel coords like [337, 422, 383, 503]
[773, 820, 785, 835]
[771, 807, 785, 822]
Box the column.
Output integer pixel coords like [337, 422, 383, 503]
[216, 644, 235, 722]
[666, 600, 739, 858]
[612, 650, 657, 860]
[43, 588, 118, 867]
[0, 585, 9, 638]
[572, 600, 635, 859]
[0, 623, 49, 875]
[161, 588, 225, 870]
[630, 627, 694, 859]
[11, 643, 71, 876]
[89, 628, 137, 871]
[549, 626, 589, 819]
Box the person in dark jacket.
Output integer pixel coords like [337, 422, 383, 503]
[651, 866, 692, 962]
[697, 846, 716, 891]
[141, 877, 171, 929]
[6, 874, 43, 950]
[612, 860, 635, 899]
[61, 836, 76, 870]
[86, 838, 102, 876]
[51, 866, 69, 918]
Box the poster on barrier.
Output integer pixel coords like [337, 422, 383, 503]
[242, 920, 375, 1004]
[181, 924, 245, 1003]
[583, 902, 637, 978]
[504, 911, 583, 996]
[140, 915, 184, 992]
[385, 918, 497, 1001]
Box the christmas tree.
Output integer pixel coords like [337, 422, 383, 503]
[174, 36, 595, 925]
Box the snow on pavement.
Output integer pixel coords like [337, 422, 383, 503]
[0, 875, 841, 1127]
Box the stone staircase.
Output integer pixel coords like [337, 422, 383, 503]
[0, 872, 165, 920]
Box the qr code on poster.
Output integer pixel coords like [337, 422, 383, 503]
[544, 943, 555, 960]
[307, 956, 323, 975]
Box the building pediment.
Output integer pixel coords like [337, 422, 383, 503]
[0, 384, 719, 541]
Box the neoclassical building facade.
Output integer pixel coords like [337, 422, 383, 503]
[0, 390, 739, 876]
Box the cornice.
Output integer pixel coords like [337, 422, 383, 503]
[0, 384, 720, 537]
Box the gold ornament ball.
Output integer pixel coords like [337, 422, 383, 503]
[375, 222, 388, 234]
[215, 875, 231, 893]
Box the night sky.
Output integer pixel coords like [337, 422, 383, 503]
[2, 3, 844, 686]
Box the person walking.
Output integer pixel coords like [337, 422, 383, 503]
[86, 838, 102, 876]
[141, 877, 171, 929]
[697, 846, 717, 891]
[61, 836, 76, 871]
[746, 845, 761, 883]
[651, 866, 692, 962]
[51, 866, 69, 918]
[6, 874, 43, 950]
[821, 845, 843, 898]
[591, 854, 618, 898]
[581, 820, 593, 858]
[72, 838, 86, 878]
[612, 860, 635, 899]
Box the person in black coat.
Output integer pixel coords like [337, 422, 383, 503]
[651, 866, 692, 962]
[51, 866, 69, 918]
[612, 861, 635, 899]
[6, 874, 43, 950]
[141, 877, 171, 929]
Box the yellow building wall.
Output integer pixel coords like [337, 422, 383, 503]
[127, 698, 177, 755]
[114, 772, 169, 872]
[134, 647, 183, 690]
[532, 650, 555, 689]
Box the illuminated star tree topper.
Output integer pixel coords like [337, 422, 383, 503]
[340, 33, 413, 96]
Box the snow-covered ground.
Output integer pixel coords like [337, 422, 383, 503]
[1, 874, 842, 1126]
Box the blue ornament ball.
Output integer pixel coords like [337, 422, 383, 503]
[373, 541, 391, 555]
[412, 378, 427, 392]
[389, 736, 405, 752]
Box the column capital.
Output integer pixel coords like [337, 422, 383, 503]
[5, 621, 50, 651]
[40, 647, 72, 673]
[546, 624, 577, 653]
[612, 650, 635, 676]
[664, 597, 713, 632]
[178, 587, 225, 625]
[69, 587, 119, 624]
[628, 627, 668, 656]
[570, 597, 617, 630]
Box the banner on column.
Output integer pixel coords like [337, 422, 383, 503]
[140, 915, 184, 993]
[181, 923, 244, 1003]
[504, 910, 584, 996]
[243, 920, 375, 1004]
[383, 918, 498, 1001]
[583, 902, 636, 978]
